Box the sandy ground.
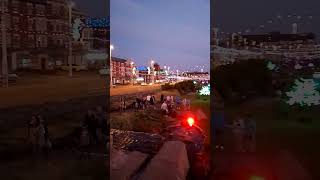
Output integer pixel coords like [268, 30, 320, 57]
[110, 84, 161, 96]
[0, 71, 107, 108]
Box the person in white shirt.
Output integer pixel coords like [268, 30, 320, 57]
[147, 95, 151, 102]
[161, 101, 168, 114]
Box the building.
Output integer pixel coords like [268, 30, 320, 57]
[0, 0, 69, 72]
[82, 17, 109, 69]
[0, 0, 96, 73]
[111, 57, 133, 84]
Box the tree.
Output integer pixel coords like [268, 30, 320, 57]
[285, 78, 320, 107]
[212, 59, 273, 101]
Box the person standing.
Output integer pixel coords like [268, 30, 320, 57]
[147, 95, 151, 104]
[245, 114, 256, 152]
[28, 115, 38, 152]
[160, 94, 164, 103]
[37, 115, 52, 154]
[161, 101, 169, 114]
[233, 117, 246, 152]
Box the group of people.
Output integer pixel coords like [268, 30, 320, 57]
[232, 113, 256, 153]
[160, 94, 191, 115]
[82, 106, 108, 146]
[27, 114, 51, 154]
[214, 113, 256, 153]
[134, 95, 156, 110]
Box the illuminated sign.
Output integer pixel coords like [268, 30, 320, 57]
[85, 17, 110, 28]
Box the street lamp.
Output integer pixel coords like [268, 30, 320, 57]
[68, 1, 75, 77]
[110, 44, 114, 86]
[1, 0, 8, 87]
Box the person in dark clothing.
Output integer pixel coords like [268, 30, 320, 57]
[136, 98, 141, 109]
[150, 96, 154, 105]
[84, 110, 99, 145]
[160, 94, 164, 103]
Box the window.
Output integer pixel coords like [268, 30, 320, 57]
[13, 34, 20, 48]
[12, 0, 19, 11]
[13, 17, 19, 30]
[27, 35, 35, 48]
[60, 6, 65, 16]
[27, 3, 33, 15]
[36, 5, 45, 16]
[28, 18, 33, 31]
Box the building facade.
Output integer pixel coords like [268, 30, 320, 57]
[0, 0, 94, 73]
[111, 57, 133, 84]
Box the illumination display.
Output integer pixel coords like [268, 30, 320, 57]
[286, 78, 320, 106]
[72, 18, 84, 41]
[85, 17, 110, 28]
[198, 85, 210, 96]
[267, 61, 276, 70]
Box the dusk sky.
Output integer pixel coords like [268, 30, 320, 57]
[212, 0, 320, 36]
[74, 0, 109, 17]
[111, 0, 210, 72]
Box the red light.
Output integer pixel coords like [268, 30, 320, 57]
[187, 117, 195, 127]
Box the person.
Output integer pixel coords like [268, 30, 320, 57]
[160, 94, 164, 103]
[161, 101, 169, 114]
[119, 97, 123, 111]
[186, 99, 191, 110]
[166, 95, 171, 102]
[37, 115, 52, 154]
[233, 117, 246, 152]
[34, 117, 46, 153]
[152, 95, 156, 103]
[84, 110, 99, 145]
[28, 115, 38, 152]
[182, 98, 187, 110]
[122, 97, 126, 111]
[136, 98, 141, 109]
[147, 95, 151, 103]
[244, 114, 256, 152]
[150, 95, 154, 105]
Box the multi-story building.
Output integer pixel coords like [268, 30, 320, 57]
[111, 57, 133, 84]
[0, 0, 92, 73]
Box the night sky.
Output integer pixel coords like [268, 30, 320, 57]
[212, 0, 320, 37]
[74, 0, 109, 17]
[111, 0, 210, 72]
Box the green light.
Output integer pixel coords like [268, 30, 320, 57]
[198, 85, 210, 96]
[249, 176, 265, 180]
[267, 61, 276, 70]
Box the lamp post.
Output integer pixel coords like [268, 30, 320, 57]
[150, 60, 154, 83]
[68, 1, 74, 77]
[1, 0, 8, 87]
[110, 44, 114, 86]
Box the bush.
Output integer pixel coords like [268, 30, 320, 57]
[212, 59, 273, 101]
[161, 83, 174, 91]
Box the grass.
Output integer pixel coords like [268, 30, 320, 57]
[224, 97, 320, 179]
[190, 97, 211, 145]
[110, 109, 166, 133]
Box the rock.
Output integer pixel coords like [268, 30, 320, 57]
[110, 149, 148, 180]
[139, 141, 189, 180]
